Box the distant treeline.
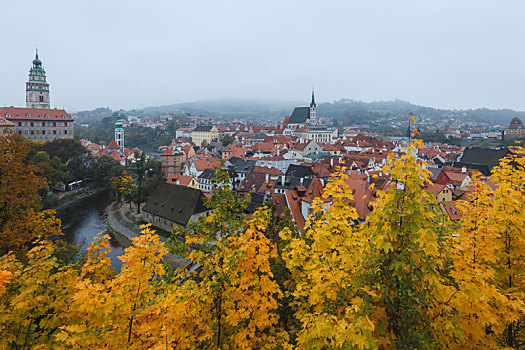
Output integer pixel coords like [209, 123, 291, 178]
[73, 98, 525, 127]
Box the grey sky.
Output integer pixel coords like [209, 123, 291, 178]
[1, 1, 524, 112]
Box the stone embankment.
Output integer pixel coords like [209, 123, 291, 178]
[105, 201, 188, 269]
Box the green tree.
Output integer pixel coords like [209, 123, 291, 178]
[221, 134, 235, 147]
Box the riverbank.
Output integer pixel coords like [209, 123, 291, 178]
[105, 201, 188, 269]
[54, 187, 106, 212]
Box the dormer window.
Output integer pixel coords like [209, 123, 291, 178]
[26, 113, 31, 118]
[5, 113, 10, 118]
[45, 114, 49, 118]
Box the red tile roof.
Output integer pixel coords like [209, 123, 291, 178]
[0, 107, 73, 121]
[107, 140, 120, 149]
[167, 174, 194, 186]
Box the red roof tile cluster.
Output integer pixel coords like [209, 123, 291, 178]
[0, 107, 73, 121]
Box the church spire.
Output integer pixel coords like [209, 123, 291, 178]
[309, 88, 317, 124]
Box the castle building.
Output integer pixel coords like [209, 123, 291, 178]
[26, 50, 50, 109]
[0, 51, 74, 141]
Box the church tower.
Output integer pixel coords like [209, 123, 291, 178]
[115, 120, 125, 150]
[309, 89, 317, 124]
[26, 50, 50, 109]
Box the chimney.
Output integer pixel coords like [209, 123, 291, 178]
[461, 166, 467, 173]
[281, 175, 285, 185]
[330, 158, 333, 167]
[300, 177, 304, 185]
[265, 173, 269, 182]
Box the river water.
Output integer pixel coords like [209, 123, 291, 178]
[57, 190, 124, 270]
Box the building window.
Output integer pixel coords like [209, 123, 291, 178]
[30, 130, 34, 135]
[42, 130, 45, 135]
[64, 130, 68, 135]
[53, 130, 56, 135]
[18, 122, 21, 127]
[53, 122, 56, 127]
[39, 96, 44, 102]
[30, 122, 34, 127]
[64, 122, 68, 127]
[42, 122, 45, 126]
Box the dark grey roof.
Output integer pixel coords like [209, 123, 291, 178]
[274, 176, 313, 191]
[288, 107, 310, 124]
[143, 183, 208, 227]
[193, 125, 214, 132]
[285, 164, 315, 178]
[428, 167, 442, 182]
[458, 147, 509, 170]
[198, 168, 215, 180]
[245, 192, 266, 214]
[230, 158, 256, 174]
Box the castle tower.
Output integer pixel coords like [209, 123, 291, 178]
[115, 120, 125, 150]
[26, 50, 50, 109]
[309, 89, 317, 124]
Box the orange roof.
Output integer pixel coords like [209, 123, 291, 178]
[1, 107, 73, 121]
[441, 201, 461, 221]
[167, 174, 194, 186]
[344, 176, 374, 221]
[194, 158, 219, 171]
[285, 190, 305, 231]
[425, 183, 447, 196]
[108, 150, 124, 162]
[0, 118, 15, 126]
[302, 178, 324, 203]
[252, 166, 283, 176]
[107, 140, 120, 149]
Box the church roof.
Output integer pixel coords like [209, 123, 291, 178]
[0, 107, 72, 121]
[288, 107, 310, 125]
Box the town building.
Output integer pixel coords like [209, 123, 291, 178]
[505, 117, 525, 139]
[142, 183, 211, 231]
[0, 118, 15, 135]
[161, 148, 185, 175]
[192, 125, 219, 146]
[295, 127, 338, 143]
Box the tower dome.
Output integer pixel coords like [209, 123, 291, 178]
[26, 50, 50, 109]
[510, 117, 523, 125]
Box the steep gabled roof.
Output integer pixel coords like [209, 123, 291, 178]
[193, 125, 214, 132]
[288, 107, 310, 124]
[143, 183, 208, 227]
[107, 140, 120, 149]
[285, 164, 315, 178]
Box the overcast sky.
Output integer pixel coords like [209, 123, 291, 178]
[1, 1, 524, 112]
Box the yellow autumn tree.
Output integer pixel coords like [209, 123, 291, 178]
[110, 170, 137, 209]
[280, 167, 376, 349]
[0, 240, 79, 348]
[447, 148, 525, 349]
[172, 166, 285, 349]
[282, 140, 457, 349]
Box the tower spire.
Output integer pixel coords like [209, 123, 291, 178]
[35, 48, 39, 60]
[309, 88, 317, 124]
